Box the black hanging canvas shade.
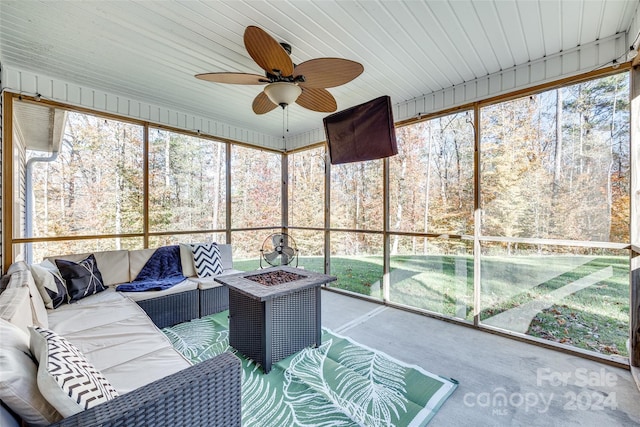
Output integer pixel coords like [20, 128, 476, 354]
[323, 95, 398, 165]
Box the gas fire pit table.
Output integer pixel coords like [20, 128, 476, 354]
[215, 266, 336, 373]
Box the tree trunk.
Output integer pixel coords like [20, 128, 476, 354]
[164, 134, 171, 187]
[606, 79, 619, 237]
[212, 143, 222, 230]
[553, 89, 563, 199]
[115, 126, 125, 250]
[392, 156, 407, 255]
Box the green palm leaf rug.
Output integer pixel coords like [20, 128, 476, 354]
[163, 312, 457, 426]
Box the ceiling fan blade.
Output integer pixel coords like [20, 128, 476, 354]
[244, 26, 294, 77]
[195, 72, 267, 85]
[296, 87, 337, 113]
[252, 91, 278, 114]
[294, 58, 364, 88]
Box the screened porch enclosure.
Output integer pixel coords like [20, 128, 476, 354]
[5, 66, 637, 366]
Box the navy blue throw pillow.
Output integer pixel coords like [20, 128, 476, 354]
[55, 254, 106, 303]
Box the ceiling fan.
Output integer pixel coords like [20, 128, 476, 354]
[196, 26, 364, 115]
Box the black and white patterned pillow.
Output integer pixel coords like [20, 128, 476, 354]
[30, 260, 68, 309]
[55, 255, 106, 303]
[29, 326, 119, 417]
[190, 243, 223, 278]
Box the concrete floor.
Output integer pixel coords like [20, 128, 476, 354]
[320, 289, 640, 427]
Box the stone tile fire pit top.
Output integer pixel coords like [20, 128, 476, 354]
[244, 270, 306, 286]
[215, 266, 337, 301]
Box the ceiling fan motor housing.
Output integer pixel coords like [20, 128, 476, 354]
[279, 42, 292, 55]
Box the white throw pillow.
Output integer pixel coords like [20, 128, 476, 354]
[29, 326, 119, 417]
[190, 242, 223, 278]
[30, 260, 68, 309]
[0, 319, 61, 426]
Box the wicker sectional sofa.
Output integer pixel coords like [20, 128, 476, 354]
[45, 244, 242, 328]
[0, 244, 243, 427]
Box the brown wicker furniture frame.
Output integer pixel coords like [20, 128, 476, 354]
[199, 285, 229, 317]
[48, 352, 242, 427]
[136, 289, 200, 329]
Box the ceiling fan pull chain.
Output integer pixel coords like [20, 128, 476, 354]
[285, 107, 290, 152]
[282, 107, 286, 147]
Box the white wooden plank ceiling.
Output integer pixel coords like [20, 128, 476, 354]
[0, 0, 637, 140]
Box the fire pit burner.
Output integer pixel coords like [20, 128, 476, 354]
[245, 270, 307, 287]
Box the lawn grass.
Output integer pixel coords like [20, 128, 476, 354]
[234, 256, 384, 297]
[480, 256, 629, 356]
[232, 254, 630, 357]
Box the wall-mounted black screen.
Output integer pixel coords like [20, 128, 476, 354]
[323, 95, 397, 165]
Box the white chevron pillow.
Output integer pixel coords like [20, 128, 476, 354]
[29, 326, 119, 417]
[190, 243, 224, 278]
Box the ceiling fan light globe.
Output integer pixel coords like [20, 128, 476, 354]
[264, 82, 302, 107]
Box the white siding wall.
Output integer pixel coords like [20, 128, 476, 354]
[629, 2, 640, 52]
[0, 66, 3, 270]
[0, 66, 282, 150]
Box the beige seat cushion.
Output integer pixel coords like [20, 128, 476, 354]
[47, 289, 140, 335]
[29, 327, 119, 417]
[46, 288, 191, 395]
[118, 279, 197, 302]
[193, 269, 244, 290]
[101, 346, 191, 394]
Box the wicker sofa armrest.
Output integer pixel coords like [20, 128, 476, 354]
[49, 352, 242, 427]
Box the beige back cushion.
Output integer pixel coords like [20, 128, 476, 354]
[218, 244, 233, 270]
[179, 244, 197, 277]
[178, 243, 232, 277]
[46, 250, 130, 287]
[128, 248, 157, 281]
[0, 287, 33, 334]
[5, 262, 48, 328]
[130, 245, 232, 280]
